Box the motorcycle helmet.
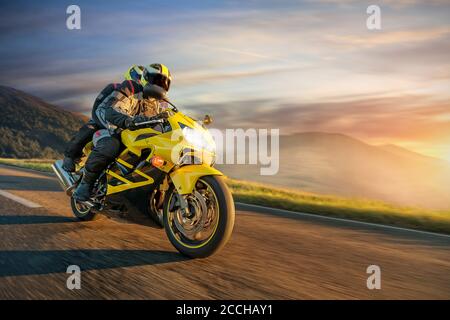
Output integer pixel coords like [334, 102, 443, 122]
[141, 63, 172, 91]
[124, 65, 145, 83]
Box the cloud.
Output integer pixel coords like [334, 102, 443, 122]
[194, 44, 296, 64]
[175, 65, 305, 86]
[189, 94, 450, 150]
[0, 4, 61, 37]
[310, 0, 450, 6]
[327, 27, 450, 48]
[0, 0, 449, 161]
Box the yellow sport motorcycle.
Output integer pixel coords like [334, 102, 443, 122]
[52, 88, 235, 258]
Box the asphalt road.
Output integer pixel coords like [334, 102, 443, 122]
[0, 164, 449, 299]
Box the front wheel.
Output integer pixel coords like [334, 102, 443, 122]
[163, 175, 235, 258]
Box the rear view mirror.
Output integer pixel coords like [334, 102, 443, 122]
[143, 84, 167, 100]
[203, 114, 213, 125]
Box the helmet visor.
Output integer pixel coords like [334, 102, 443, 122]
[144, 71, 171, 91]
[129, 68, 141, 82]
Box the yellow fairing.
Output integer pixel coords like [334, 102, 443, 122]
[105, 148, 156, 195]
[170, 164, 222, 195]
[106, 168, 154, 195]
[120, 128, 176, 173]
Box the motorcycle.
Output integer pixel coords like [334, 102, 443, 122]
[52, 86, 235, 258]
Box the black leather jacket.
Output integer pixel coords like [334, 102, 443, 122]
[92, 80, 160, 132]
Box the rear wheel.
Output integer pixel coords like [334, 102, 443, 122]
[163, 175, 235, 258]
[69, 173, 105, 221]
[70, 197, 97, 221]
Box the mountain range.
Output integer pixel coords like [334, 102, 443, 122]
[0, 85, 449, 209]
[217, 132, 450, 209]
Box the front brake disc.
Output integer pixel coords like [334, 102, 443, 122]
[173, 191, 208, 240]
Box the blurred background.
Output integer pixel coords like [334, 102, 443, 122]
[0, 0, 449, 209]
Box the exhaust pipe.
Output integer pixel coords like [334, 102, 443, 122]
[52, 160, 77, 195]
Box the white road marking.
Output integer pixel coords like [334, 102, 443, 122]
[236, 202, 450, 239]
[0, 190, 42, 208]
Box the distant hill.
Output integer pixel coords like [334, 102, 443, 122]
[378, 144, 446, 164]
[217, 132, 450, 209]
[0, 86, 87, 158]
[1, 86, 449, 209]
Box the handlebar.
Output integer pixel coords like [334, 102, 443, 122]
[134, 119, 165, 126]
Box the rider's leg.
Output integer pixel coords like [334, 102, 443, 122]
[73, 135, 121, 201]
[63, 120, 99, 172]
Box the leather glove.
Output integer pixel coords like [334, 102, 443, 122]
[124, 115, 149, 129]
[124, 117, 135, 129]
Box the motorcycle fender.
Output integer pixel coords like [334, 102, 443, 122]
[170, 164, 223, 195]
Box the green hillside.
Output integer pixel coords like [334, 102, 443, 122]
[0, 86, 86, 158]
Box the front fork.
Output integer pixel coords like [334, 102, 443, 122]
[168, 186, 189, 215]
[178, 195, 189, 215]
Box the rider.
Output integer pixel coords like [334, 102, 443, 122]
[72, 63, 172, 201]
[62, 65, 145, 172]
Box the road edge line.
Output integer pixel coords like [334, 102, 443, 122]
[236, 202, 450, 238]
[2, 163, 448, 238]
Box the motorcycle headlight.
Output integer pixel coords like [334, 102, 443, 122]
[182, 127, 216, 153]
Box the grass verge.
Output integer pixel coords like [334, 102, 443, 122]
[1, 158, 449, 234]
[227, 179, 450, 234]
[0, 158, 53, 172]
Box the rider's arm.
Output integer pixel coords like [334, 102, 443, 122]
[96, 80, 142, 129]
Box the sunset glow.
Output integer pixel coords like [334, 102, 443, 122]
[0, 0, 449, 160]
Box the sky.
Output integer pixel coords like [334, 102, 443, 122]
[0, 0, 449, 160]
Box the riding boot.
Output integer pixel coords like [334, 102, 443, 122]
[73, 170, 99, 201]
